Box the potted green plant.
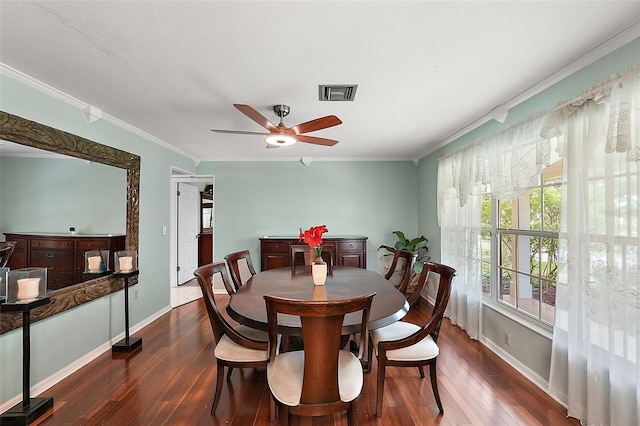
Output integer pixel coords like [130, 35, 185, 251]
[378, 231, 429, 274]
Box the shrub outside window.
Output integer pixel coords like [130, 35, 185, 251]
[482, 161, 562, 326]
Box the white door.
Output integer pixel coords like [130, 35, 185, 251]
[177, 182, 199, 285]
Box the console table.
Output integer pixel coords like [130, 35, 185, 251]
[3, 233, 125, 290]
[259, 235, 367, 271]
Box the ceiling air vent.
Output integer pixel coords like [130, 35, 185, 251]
[319, 84, 358, 101]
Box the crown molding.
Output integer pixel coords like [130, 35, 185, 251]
[0, 63, 198, 162]
[418, 21, 640, 162]
[202, 156, 415, 162]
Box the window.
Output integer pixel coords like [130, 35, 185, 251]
[482, 161, 562, 326]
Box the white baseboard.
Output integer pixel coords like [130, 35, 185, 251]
[480, 336, 567, 408]
[422, 293, 567, 409]
[0, 305, 172, 414]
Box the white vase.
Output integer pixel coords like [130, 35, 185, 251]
[312, 263, 327, 286]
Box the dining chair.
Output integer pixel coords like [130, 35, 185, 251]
[264, 292, 376, 426]
[0, 241, 17, 267]
[290, 244, 333, 275]
[194, 262, 270, 415]
[368, 261, 456, 417]
[384, 249, 417, 295]
[224, 249, 257, 293]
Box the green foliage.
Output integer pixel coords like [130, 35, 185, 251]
[497, 185, 561, 281]
[378, 231, 429, 273]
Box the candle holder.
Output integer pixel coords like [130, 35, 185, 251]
[114, 250, 138, 273]
[6, 268, 47, 304]
[0, 283, 53, 423]
[112, 250, 141, 352]
[84, 250, 109, 273]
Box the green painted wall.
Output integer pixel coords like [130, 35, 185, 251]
[0, 74, 195, 404]
[196, 160, 419, 272]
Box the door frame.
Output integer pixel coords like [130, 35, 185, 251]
[169, 168, 214, 288]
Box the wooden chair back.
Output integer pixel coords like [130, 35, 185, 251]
[404, 261, 434, 306]
[290, 244, 333, 274]
[0, 241, 16, 268]
[264, 292, 375, 406]
[395, 260, 455, 344]
[384, 249, 417, 294]
[194, 262, 266, 350]
[423, 261, 456, 342]
[224, 250, 257, 292]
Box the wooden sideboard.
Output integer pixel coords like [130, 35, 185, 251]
[259, 235, 367, 271]
[198, 229, 213, 267]
[198, 190, 213, 266]
[4, 233, 126, 290]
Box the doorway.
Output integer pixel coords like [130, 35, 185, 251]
[169, 169, 214, 307]
[177, 181, 199, 285]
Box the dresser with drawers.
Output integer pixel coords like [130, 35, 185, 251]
[259, 235, 367, 271]
[3, 233, 126, 290]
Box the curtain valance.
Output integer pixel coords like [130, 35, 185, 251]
[437, 65, 639, 225]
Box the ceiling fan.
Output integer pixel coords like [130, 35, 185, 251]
[211, 104, 342, 147]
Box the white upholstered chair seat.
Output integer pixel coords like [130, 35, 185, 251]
[215, 325, 279, 362]
[267, 350, 364, 406]
[370, 321, 439, 361]
[215, 334, 268, 362]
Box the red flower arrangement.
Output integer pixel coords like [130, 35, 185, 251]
[299, 225, 328, 259]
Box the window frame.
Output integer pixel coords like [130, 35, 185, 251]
[481, 167, 562, 331]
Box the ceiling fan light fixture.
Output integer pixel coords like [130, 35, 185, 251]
[265, 134, 297, 146]
[212, 104, 341, 147]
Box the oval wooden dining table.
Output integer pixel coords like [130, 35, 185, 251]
[226, 266, 409, 336]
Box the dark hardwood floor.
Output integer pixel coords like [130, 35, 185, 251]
[32, 295, 579, 425]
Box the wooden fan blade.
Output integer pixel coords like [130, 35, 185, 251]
[295, 134, 339, 146]
[290, 115, 342, 135]
[211, 129, 268, 135]
[234, 104, 278, 132]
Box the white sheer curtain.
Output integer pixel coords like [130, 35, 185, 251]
[438, 66, 639, 425]
[438, 151, 483, 338]
[549, 71, 639, 426]
[437, 109, 561, 340]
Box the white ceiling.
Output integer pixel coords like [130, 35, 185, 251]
[1, 1, 639, 162]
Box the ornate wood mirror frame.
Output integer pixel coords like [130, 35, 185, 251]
[0, 110, 140, 334]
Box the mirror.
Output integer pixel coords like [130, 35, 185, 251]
[0, 110, 140, 334]
[1, 140, 126, 287]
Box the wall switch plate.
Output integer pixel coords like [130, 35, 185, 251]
[162, 225, 167, 236]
